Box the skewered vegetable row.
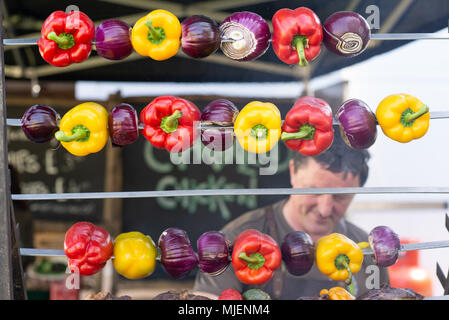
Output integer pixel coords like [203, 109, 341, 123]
[19, 93, 431, 156]
[63, 221, 403, 296]
[36, 7, 381, 67]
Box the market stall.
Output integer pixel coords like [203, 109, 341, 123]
[2, 0, 449, 301]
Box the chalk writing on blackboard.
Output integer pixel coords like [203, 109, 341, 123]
[7, 124, 104, 221]
[142, 139, 292, 220]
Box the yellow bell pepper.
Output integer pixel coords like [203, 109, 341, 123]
[233, 101, 282, 154]
[376, 94, 429, 143]
[55, 102, 109, 156]
[131, 9, 181, 61]
[320, 287, 355, 300]
[113, 231, 158, 280]
[315, 233, 364, 296]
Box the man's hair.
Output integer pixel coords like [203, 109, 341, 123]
[292, 129, 370, 186]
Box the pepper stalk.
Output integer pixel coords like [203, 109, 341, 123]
[145, 20, 166, 44]
[334, 254, 355, 295]
[292, 35, 309, 67]
[401, 105, 429, 127]
[281, 123, 315, 141]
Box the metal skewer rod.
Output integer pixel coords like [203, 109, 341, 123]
[11, 187, 449, 201]
[2, 38, 39, 46]
[19, 248, 65, 257]
[7, 111, 449, 128]
[20, 240, 449, 257]
[370, 33, 449, 40]
[3, 33, 449, 46]
[362, 240, 449, 256]
[19, 248, 161, 261]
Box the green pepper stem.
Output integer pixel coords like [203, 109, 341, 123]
[347, 280, 355, 296]
[335, 254, 354, 295]
[250, 124, 269, 140]
[292, 35, 309, 67]
[46, 31, 75, 50]
[281, 124, 315, 141]
[160, 110, 183, 133]
[238, 252, 266, 270]
[145, 20, 166, 44]
[54, 125, 89, 142]
[238, 252, 259, 264]
[402, 105, 429, 124]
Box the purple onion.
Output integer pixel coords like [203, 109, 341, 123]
[95, 20, 133, 60]
[281, 231, 314, 276]
[323, 11, 371, 58]
[197, 231, 231, 276]
[108, 103, 139, 147]
[181, 15, 220, 58]
[369, 226, 401, 267]
[219, 11, 271, 61]
[335, 99, 377, 149]
[158, 228, 198, 279]
[21, 104, 60, 143]
[200, 99, 239, 151]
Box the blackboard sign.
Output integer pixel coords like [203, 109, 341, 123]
[121, 98, 296, 280]
[7, 106, 105, 222]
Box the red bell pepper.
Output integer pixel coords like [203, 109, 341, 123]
[272, 7, 323, 66]
[64, 222, 113, 276]
[37, 11, 95, 67]
[281, 96, 334, 156]
[218, 289, 243, 300]
[231, 229, 282, 285]
[140, 95, 201, 152]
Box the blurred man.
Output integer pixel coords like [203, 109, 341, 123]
[193, 133, 389, 299]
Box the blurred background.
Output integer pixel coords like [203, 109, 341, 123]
[3, 0, 449, 299]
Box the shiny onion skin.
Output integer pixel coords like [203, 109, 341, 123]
[95, 19, 133, 60]
[158, 228, 198, 279]
[197, 231, 231, 276]
[181, 15, 220, 58]
[21, 104, 60, 143]
[335, 99, 377, 149]
[200, 99, 239, 151]
[108, 103, 139, 147]
[219, 11, 271, 61]
[323, 11, 371, 58]
[281, 231, 315, 276]
[369, 226, 401, 267]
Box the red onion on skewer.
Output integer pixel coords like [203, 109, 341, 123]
[200, 99, 239, 151]
[181, 15, 221, 58]
[95, 19, 133, 60]
[219, 11, 271, 61]
[108, 103, 139, 147]
[281, 231, 315, 276]
[323, 11, 371, 58]
[335, 98, 377, 149]
[158, 228, 198, 279]
[197, 231, 231, 276]
[369, 226, 401, 267]
[21, 104, 60, 143]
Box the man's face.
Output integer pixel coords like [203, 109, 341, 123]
[287, 158, 360, 241]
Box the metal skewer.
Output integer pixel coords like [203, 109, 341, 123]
[370, 33, 449, 40]
[2, 33, 449, 47]
[19, 248, 161, 261]
[3, 38, 39, 46]
[11, 186, 449, 201]
[362, 240, 449, 256]
[7, 111, 449, 129]
[20, 240, 449, 257]
[19, 248, 65, 257]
